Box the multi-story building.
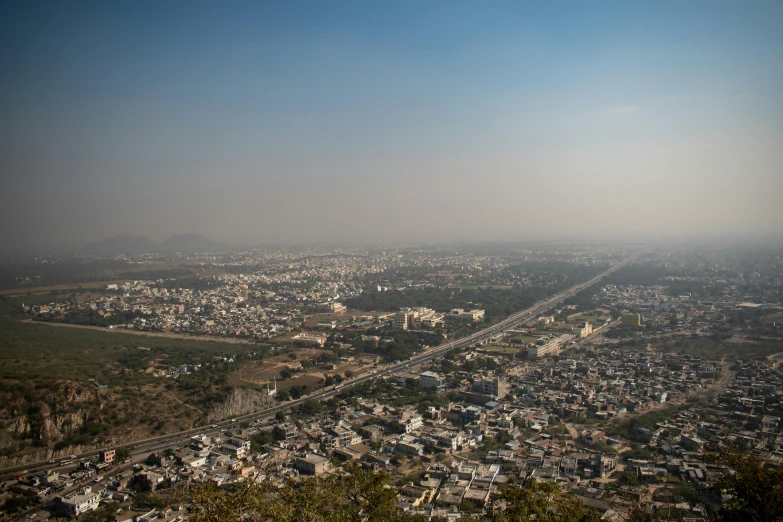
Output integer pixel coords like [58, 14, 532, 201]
[292, 333, 327, 347]
[472, 377, 508, 399]
[420, 371, 445, 389]
[58, 489, 100, 517]
[273, 423, 299, 440]
[100, 448, 116, 464]
[394, 307, 444, 330]
[622, 314, 642, 326]
[294, 454, 330, 476]
[446, 309, 485, 323]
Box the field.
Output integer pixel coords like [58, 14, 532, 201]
[511, 335, 539, 344]
[0, 319, 248, 383]
[0, 280, 124, 295]
[0, 319, 273, 458]
[228, 347, 369, 392]
[655, 335, 783, 361]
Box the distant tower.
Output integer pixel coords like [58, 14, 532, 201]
[239, 284, 249, 300]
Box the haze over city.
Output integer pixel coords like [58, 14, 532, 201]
[1, 1, 782, 253]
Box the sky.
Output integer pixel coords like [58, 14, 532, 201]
[1, 1, 782, 252]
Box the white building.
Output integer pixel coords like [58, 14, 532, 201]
[420, 371, 445, 389]
[447, 309, 485, 323]
[58, 489, 100, 517]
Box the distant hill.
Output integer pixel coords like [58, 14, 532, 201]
[160, 233, 224, 252]
[83, 233, 224, 254]
[83, 235, 159, 254]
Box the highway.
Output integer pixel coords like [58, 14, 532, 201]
[0, 252, 637, 479]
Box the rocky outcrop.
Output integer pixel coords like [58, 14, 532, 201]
[1, 381, 104, 444]
[208, 387, 276, 422]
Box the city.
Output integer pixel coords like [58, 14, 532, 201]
[0, 244, 781, 520]
[1, 1, 782, 521]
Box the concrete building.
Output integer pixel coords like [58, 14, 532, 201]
[446, 309, 485, 323]
[393, 307, 444, 330]
[100, 448, 116, 464]
[573, 322, 593, 338]
[294, 454, 330, 476]
[314, 301, 347, 313]
[292, 333, 327, 347]
[622, 314, 642, 326]
[472, 377, 508, 399]
[420, 371, 445, 389]
[58, 489, 100, 517]
[274, 423, 299, 440]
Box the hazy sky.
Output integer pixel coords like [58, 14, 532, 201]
[1, 1, 782, 251]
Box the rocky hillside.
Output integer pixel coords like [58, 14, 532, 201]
[0, 380, 279, 467]
[208, 387, 276, 421]
[0, 379, 201, 466]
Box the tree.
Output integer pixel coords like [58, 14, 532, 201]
[116, 447, 131, 461]
[275, 411, 286, 422]
[489, 479, 601, 522]
[712, 447, 783, 522]
[186, 461, 429, 522]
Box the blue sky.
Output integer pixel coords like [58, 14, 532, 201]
[1, 1, 782, 249]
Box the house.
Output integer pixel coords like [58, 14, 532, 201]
[58, 489, 100, 517]
[420, 371, 445, 389]
[294, 454, 330, 476]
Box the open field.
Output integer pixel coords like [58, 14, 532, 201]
[654, 335, 783, 361]
[511, 335, 539, 344]
[0, 319, 248, 382]
[21, 319, 257, 345]
[0, 280, 124, 295]
[228, 348, 371, 392]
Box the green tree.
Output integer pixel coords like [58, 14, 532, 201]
[489, 479, 601, 522]
[186, 461, 428, 522]
[713, 447, 783, 522]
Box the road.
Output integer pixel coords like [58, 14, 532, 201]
[0, 252, 639, 480]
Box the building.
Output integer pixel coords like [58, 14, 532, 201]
[446, 309, 485, 323]
[292, 333, 327, 347]
[472, 377, 508, 399]
[222, 438, 251, 459]
[573, 322, 593, 338]
[394, 310, 414, 330]
[399, 411, 424, 433]
[622, 314, 642, 326]
[314, 301, 347, 313]
[239, 285, 249, 299]
[294, 454, 330, 476]
[527, 334, 574, 359]
[420, 371, 445, 389]
[393, 307, 444, 330]
[58, 489, 100, 517]
[100, 448, 116, 464]
[325, 424, 362, 449]
[274, 423, 299, 440]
